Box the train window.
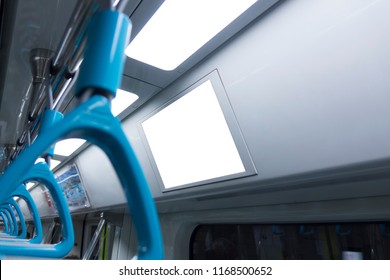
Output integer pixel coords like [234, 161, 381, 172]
[125, 0, 257, 70]
[141, 71, 256, 191]
[191, 223, 390, 260]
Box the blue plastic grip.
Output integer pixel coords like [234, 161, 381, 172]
[5, 198, 27, 239]
[0, 96, 163, 259]
[0, 205, 17, 236]
[39, 110, 64, 157]
[0, 212, 9, 233]
[0, 10, 162, 259]
[11, 185, 43, 244]
[0, 163, 74, 257]
[1, 208, 15, 235]
[76, 10, 131, 98]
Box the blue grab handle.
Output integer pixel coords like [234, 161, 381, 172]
[5, 198, 27, 239]
[76, 10, 130, 98]
[0, 95, 163, 259]
[0, 200, 25, 239]
[0, 205, 17, 236]
[76, 9, 162, 259]
[0, 9, 163, 259]
[11, 185, 43, 244]
[40, 110, 64, 157]
[0, 208, 15, 235]
[0, 212, 9, 234]
[0, 163, 74, 258]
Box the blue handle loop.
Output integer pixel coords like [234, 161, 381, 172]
[76, 10, 130, 98]
[40, 110, 64, 157]
[0, 163, 74, 258]
[4, 198, 27, 239]
[0, 96, 163, 259]
[0, 9, 163, 259]
[1, 199, 28, 238]
[77, 9, 162, 259]
[0, 208, 15, 235]
[0, 205, 17, 236]
[11, 185, 43, 244]
[0, 212, 9, 234]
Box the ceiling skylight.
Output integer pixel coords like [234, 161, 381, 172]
[125, 0, 257, 70]
[112, 89, 139, 117]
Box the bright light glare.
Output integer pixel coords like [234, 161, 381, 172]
[26, 182, 35, 190]
[50, 159, 61, 170]
[142, 80, 245, 189]
[112, 89, 139, 116]
[125, 0, 257, 70]
[35, 157, 45, 164]
[54, 139, 86, 156]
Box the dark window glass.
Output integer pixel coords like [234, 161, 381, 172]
[190, 223, 390, 260]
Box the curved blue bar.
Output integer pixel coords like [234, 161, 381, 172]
[76, 10, 131, 98]
[10, 185, 43, 244]
[0, 9, 163, 259]
[40, 110, 64, 157]
[6, 198, 27, 239]
[1, 208, 15, 236]
[0, 205, 17, 236]
[0, 163, 74, 258]
[0, 212, 10, 234]
[0, 96, 163, 259]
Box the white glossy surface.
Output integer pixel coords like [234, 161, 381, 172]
[142, 80, 245, 189]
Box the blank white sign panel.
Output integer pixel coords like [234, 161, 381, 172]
[142, 80, 245, 189]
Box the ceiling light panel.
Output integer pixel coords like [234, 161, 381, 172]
[126, 0, 257, 70]
[112, 89, 139, 117]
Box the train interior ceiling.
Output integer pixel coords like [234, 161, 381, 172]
[0, 0, 390, 259]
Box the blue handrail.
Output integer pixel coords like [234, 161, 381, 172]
[5, 198, 27, 239]
[11, 184, 43, 244]
[0, 186, 43, 243]
[0, 205, 17, 236]
[0, 163, 74, 258]
[0, 208, 15, 236]
[0, 8, 163, 259]
[0, 212, 9, 234]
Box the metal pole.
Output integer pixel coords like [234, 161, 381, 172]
[82, 213, 106, 260]
[51, 0, 95, 72]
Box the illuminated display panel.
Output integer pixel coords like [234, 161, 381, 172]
[56, 164, 90, 211]
[126, 0, 257, 70]
[141, 71, 256, 190]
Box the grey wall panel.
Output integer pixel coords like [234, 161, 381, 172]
[69, 0, 390, 212]
[119, 0, 390, 202]
[75, 146, 127, 209]
[28, 185, 57, 218]
[215, 0, 390, 178]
